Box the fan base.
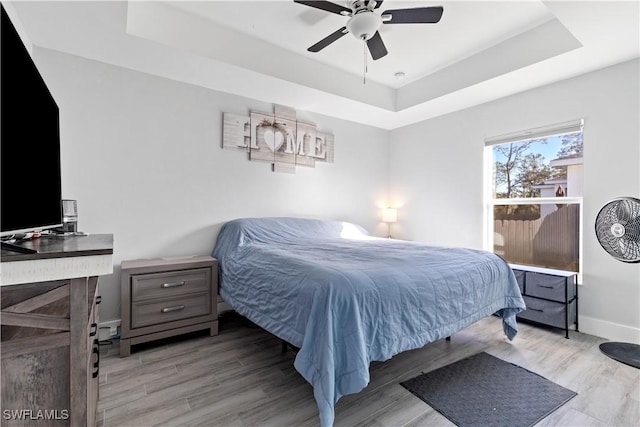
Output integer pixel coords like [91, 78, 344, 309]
[599, 342, 640, 369]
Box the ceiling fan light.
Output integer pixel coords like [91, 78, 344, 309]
[346, 12, 382, 40]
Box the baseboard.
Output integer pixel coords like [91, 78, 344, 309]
[579, 315, 640, 344]
[98, 319, 121, 341]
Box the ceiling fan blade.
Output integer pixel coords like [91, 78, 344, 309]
[294, 1, 351, 16]
[382, 6, 444, 24]
[366, 31, 388, 60]
[308, 27, 348, 52]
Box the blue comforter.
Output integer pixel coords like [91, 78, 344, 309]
[213, 217, 526, 427]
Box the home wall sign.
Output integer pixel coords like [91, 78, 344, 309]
[223, 104, 334, 173]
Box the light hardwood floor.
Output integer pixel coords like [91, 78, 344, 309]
[97, 312, 639, 427]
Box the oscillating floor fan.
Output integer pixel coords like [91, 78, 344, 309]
[594, 197, 640, 369]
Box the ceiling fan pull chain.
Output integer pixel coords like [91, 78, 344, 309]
[363, 40, 367, 84]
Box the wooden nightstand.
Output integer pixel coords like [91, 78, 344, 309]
[119, 256, 218, 357]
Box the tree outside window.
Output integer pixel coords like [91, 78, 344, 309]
[490, 130, 583, 271]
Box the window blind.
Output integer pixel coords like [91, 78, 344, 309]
[484, 119, 584, 146]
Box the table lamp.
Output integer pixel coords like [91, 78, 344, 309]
[382, 208, 397, 238]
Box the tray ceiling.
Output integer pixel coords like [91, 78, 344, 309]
[7, 1, 640, 129]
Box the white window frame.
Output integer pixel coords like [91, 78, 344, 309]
[483, 120, 584, 282]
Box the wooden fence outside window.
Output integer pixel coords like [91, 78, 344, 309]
[494, 203, 580, 271]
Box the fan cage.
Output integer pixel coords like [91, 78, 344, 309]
[595, 197, 640, 263]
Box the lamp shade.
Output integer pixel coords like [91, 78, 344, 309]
[382, 208, 397, 223]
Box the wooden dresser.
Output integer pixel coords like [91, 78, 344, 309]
[0, 234, 114, 427]
[119, 256, 218, 357]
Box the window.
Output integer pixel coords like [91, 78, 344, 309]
[484, 120, 583, 273]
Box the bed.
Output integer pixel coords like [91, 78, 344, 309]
[212, 217, 526, 427]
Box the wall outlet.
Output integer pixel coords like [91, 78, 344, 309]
[98, 320, 121, 341]
[98, 328, 112, 342]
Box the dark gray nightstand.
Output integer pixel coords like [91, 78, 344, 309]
[119, 256, 218, 357]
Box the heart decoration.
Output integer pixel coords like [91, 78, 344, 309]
[263, 128, 285, 153]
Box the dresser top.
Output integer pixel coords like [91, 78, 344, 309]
[509, 263, 578, 277]
[121, 255, 216, 272]
[0, 234, 114, 262]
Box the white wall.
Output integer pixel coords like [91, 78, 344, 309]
[390, 59, 640, 343]
[33, 45, 640, 343]
[35, 47, 391, 322]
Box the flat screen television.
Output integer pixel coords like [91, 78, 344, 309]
[1, 5, 63, 244]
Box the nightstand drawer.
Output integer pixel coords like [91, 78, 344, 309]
[131, 293, 211, 328]
[518, 296, 575, 329]
[513, 269, 525, 293]
[120, 256, 218, 357]
[525, 272, 575, 302]
[131, 268, 210, 301]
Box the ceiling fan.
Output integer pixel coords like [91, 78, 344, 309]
[294, 0, 444, 61]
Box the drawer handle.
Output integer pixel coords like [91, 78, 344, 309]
[528, 308, 544, 312]
[539, 285, 554, 289]
[161, 281, 185, 289]
[92, 338, 100, 378]
[161, 305, 185, 313]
